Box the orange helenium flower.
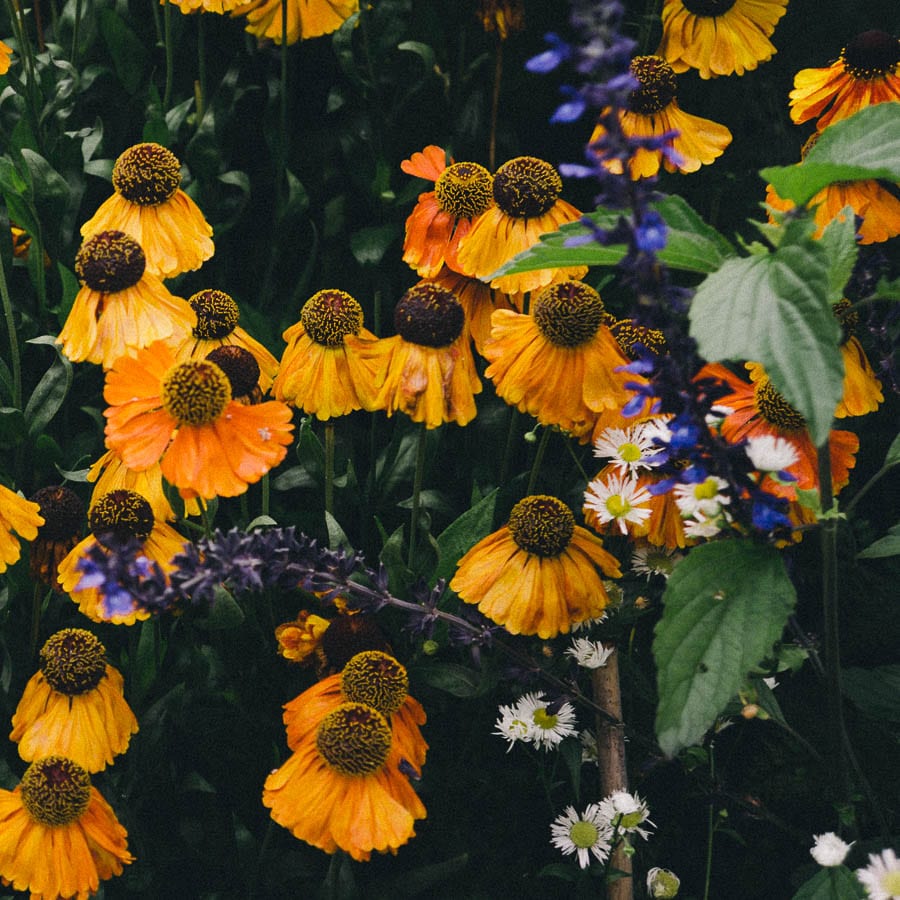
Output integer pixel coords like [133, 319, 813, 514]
[450, 495, 622, 639]
[832, 300, 883, 418]
[275, 611, 332, 665]
[57, 489, 187, 625]
[57, 230, 196, 369]
[0, 40, 11, 75]
[456, 156, 587, 295]
[657, 0, 788, 79]
[80, 143, 214, 278]
[0, 756, 132, 899]
[273, 289, 379, 419]
[591, 55, 732, 179]
[360, 282, 481, 428]
[11, 629, 138, 773]
[789, 31, 900, 132]
[482, 280, 640, 441]
[103, 340, 294, 500]
[401, 146, 495, 278]
[237, 0, 358, 45]
[0, 485, 43, 574]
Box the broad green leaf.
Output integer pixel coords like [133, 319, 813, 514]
[654, 540, 796, 756]
[433, 488, 498, 585]
[350, 224, 398, 266]
[412, 661, 490, 698]
[20, 150, 70, 212]
[817, 212, 858, 302]
[842, 665, 900, 722]
[494, 194, 735, 276]
[761, 104, 900, 205]
[791, 865, 865, 899]
[857, 523, 900, 559]
[98, 9, 148, 94]
[689, 216, 843, 445]
[325, 511, 352, 552]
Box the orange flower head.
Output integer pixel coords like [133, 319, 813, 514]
[657, 0, 788, 79]
[591, 55, 732, 179]
[104, 341, 293, 500]
[275, 611, 332, 664]
[456, 155, 587, 294]
[450, 494, 622, 639]
[0, 756, 132, 898]
[10, 629, 139, 772]
[0, 40, 12, 75]
[58, 230, 196, 368]
[237, 0, 359, 45]
[833, 300, 883, 417]
[0, 484, 44, 574]
[483, 280, 639, 440]
[402, 148, 494, 278]
[28, 485, 84, 591]
[360, 281, 481, 428]
[80, 143, 214, 278]
[790, 30, 900, 132]
[274, 288, 379, 419]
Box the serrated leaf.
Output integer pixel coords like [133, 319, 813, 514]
[494, 194, 735, 276]
[857, 523, 900, 559]
[654, 540, 796, 756]
[762, 104, 900, 205]
[791, 865, 865, 899]
[689, 216, 843, 445]
[817, 212, 858, 301]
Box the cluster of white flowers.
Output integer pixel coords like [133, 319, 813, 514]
[673, 469, 733, 538]
[565, 637, 615, 669]
[494, 692, 578, 752]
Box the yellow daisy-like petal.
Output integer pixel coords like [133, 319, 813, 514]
[0, 40, 12, 75]
[238, 0, 358, 45]
[168, 0, 252, 13]
[0, 485, 43, 573]
[836, 335, 883, 418]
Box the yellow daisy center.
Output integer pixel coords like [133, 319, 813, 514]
[681, 0, 736, 15]
[532, 280, 606, 348]
[842, 30, 900, 80]
[832, 299, 857, 345]
[89, 489, 154, 542]
[570, 819, 599, 848]
[205, 346, 260, 399]
[30, 485, 83, 541]
[532, 707, 558, 730]
[619, 442, 642, 463]
[508, 495, 575, 558]
[434, 162, 494, 219]
[882, 872, 900, 894]
[300, 289, 364, 347]
[190, 289, 240, 340]
[20, 757, 91, 826]
[605, 494, 632, 518]
[394, 282, 464, 347]
[629, 56, 678, 115]
[341, 650, 409, 716]
[492, 156, 562, 219]
[315, 702, 392, 776]
[75, 230, 146, 293]
[40, 628, 106, 695]
[610, 318, 667, 359]
[618, 810, 645, 829]
[112, 142, 181, 205]
[162, 361, 232, 426]
[694, 478, 720, 500]
[754, 378, 806, 432]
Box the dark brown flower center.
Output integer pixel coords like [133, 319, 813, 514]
[492, 157, 562, 219]
[89, 490, 154, 543]
[507, 495, 575, 557]
[162, 361, 231, 425]
[315, 702, 392, 776]
[681, 0, 736, 16]
[320, 613, 391, 672]
[30, 486, 84, 541]
[341, 651, 409, 715]
[300, 290, 364, 347]
[610, 318, 667, 359]
[112, 142, 181, 206]
[842, 30, 900, 80]
[205, 346, 260, 399]
[629, 56, 678, 115]
[532, 280, 606, 348]
[434, 162, 494, 219]
[39, 628, 107, 695]
[394, 282, 464, 347]
[20, 757, 92, 826]
[75, 231, 146, 293]
[190, 289, 240, 340]
[754, 378, 806, 432]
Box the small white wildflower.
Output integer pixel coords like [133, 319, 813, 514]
[673, 474, 731, 518]
[631, 543, 683, 580]
[597, 790, 654, 841]
[584, 471, 653, 535]
[592, 422, 665, 473]
[516, 692, 578, 751]
[550, 804, 613, 869]
[565, 638, 615, 669]
[493, 702, 532, 751]
[647, 866, 681, 898]
[683, 512, 727, 539]
[856, 848, 900, 899]
[810, 832, 853, 867]
[745, 434, 799, 473]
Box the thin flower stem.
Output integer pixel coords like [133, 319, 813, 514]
[408, 424, 427, 570]
[526, 426, 550, 495]
[843, 460, 898, 517]
[279, 0, 288, 168]
[163, 0, 173, 109]
[199, 498, 213, 539]
[70, 0, 82, 62]
[29, 584, 44, 659]
[498, 406, 519, 489]
[703, 741, 717, 900]
[324, 421, 335, 516]
[260, 473, 270, 520]
[489, 39, 502, 171]
[195, 13, 207, 126]
[0, 248, 22, 409]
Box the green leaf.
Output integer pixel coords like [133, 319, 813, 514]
[842, 665, 900, 723]
[98, 8, 148, 94]
[412, 661, 490, 698]
[432, 488, 498, 585]
[873, 275, 900, 302]
[857, 523, 900, 559]
[0, 407, 27, 448]
[56, 263, 80, 322]
[761, 104, 900, 205]
[654, 540, 797, 756]
[23, 345, 72, 438]
[20, 150, 71, 213]
[397, 40, 436, 71]
[195, 585, 245, 630]
[689, 216, 844, 445]
[791, 865, 865, 899]
[817, 212, 858, 302]
[493, 194, 735, 276]
[885, 432, 900, 468]
[350, 224, 399, 266]
[0, 157, 39, 236]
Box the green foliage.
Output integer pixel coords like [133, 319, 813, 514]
[791, 865, 865, 899]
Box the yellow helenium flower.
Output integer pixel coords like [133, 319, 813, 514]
[11, 629, 138, 773]
[237, 0, 358, 45]
[0, 40, 11, 75]
[275, 611, 332, 664]
[0, 484, 43, 573]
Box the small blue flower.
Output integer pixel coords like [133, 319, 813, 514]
[635, 210, 667, 253]
[526, 33, 571, 73]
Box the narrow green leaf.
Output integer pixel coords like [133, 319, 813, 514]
[885, 432, 900, 468]
[98, 9, 148, 94]
[689, 217, 843, 445]
[857, 523, 900, 559]
[23, 351, 73, 438]
[433, 488, 498, 585]
[412, 662, 490, 698]
[791, 865, 865, 899]
[654, 540, 796, 756]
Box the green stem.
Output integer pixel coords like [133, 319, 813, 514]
[0, 248, 22, 409]
[324, 420, 335, 516]
[199, 498, 212, 538]
[195, 12, 206, 126]
[843, 460, 898, 517]
[703, 742, 717, 900]
[260, 473, 270, 519]
[488, 38, 502, 171]
[497, 407, 519, 488]
[279, 0, 288, 170]
[29, 584, 44, 659]
[70, 0, 82, 62]
[525, 426, 550, 496]
[408, 424, 427, 571]
[163, 0, 173, 109]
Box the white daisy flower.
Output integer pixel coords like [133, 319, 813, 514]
[493, 702, 532, 751]
[516, 692, 578, 751]
[597, 790, 654, 840]
[745, 434, 799, 473]
[584, 471, 653, 535]
[550, 803, 613, 869]
[592, 422, 665, 473]
[673, 474, 731, 518]
[683, 512, 728, 540]
[647, 867, 681, 898]
[631, 543, 683, 580]
[856, 848, 900, 899]
[810, 832, 853, 867]
[566, 638, 615, 669]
